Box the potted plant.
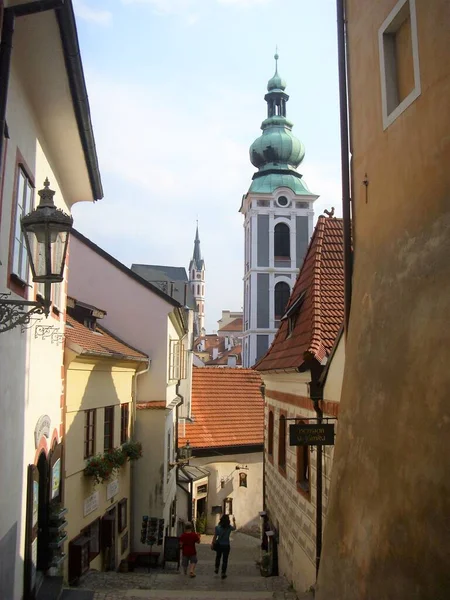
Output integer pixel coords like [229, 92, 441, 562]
[84, 455, 114, 484]
[121, 441, 143, 461]
[104, 447, 127, 470]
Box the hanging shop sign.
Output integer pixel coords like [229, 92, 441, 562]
[34, 415, 51, 448]
[289, 423, 335, 446]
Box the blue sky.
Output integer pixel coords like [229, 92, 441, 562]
[72, 0, 342, 332]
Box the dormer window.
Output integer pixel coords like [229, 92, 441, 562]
[84, 317, 96, 332]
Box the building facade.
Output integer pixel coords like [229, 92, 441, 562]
[0, 3, 102, 598]
[188, 225, 205, 336]
[317, 2, 450, 599]
[255, 216, 344, 594]
[240, 54, 318, 368]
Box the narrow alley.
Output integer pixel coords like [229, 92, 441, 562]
[62, 533, 300, 600]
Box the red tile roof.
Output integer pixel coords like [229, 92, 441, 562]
[218, 317, 243, 333]
[65, 315, 148, 361]
[178, 367, 263, 449]
[255, 216, 344, 371]
[206, 345, 242, 366]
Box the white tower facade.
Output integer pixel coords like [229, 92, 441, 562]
[188, 225, 205, 336]
[240, 55, 318, 368]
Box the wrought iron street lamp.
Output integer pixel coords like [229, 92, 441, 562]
[179, 440, 192, 462]
[0, 179, 73, 334]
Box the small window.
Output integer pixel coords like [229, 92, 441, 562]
[297, 443, 310, 498]
[379, 0, 421, 129]
[11, 167, 34, 282]
[196, 273, 201, 279]
[278, 415, 286, 472]
[84, 410, 96, 459]
[118, 499, 127, 533]
[277, 195, 289, 207]
[274, 222, 290, 259]
[223, 497, 233, 515]
[81, 518, 100, 561]
[287, 313, 298, 337]
[120, 404, 129, 445]
[239, 473, 247, 488]
[104, 406, 114, 451]
[275, 282, 290, 320]
[268, 411, 274, 457]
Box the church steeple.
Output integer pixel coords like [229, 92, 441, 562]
[188, 224, 205, 335]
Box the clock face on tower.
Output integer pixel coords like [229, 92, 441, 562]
[196, 274, 201, 279]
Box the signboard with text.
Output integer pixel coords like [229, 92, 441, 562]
[289, 423, 335, 446]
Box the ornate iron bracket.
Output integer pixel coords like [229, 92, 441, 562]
[0, 293, 47, 334]
[34, 324, 65, 345]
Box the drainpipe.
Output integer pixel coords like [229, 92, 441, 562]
[336, 0, 353, 335]
[0, 1, 65, 170]
[260, 381, 267, 512]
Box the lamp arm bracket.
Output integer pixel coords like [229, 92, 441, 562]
[0, 293, 47, 334]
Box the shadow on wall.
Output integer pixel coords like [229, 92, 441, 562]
[0, 523, 19, 598]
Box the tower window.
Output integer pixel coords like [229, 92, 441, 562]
[275, 282, 290, 320]
[277, 196, 289, 207]
[274, 223, 290, 259]
[196, 273, 201, 279]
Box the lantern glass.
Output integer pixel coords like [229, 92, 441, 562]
[23, 222, 70, 284]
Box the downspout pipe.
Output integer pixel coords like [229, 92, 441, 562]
[0, 1, 65, 171]
[336, 0, 353, 334]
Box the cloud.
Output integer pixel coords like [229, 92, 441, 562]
[73, 0, 112, 25]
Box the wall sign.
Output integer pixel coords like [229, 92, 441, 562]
[84, 491, 99, 517]
[51, 459, 61, 500]
[34, 415, 51, 449]
[106, 479, 119, 501]
[289, 423, 335, 446]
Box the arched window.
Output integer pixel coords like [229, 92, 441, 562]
[274, 222, 290, 259]
[268, 411, 274, 457]
[275, 282, 290, 320]
[278, 415, 286, 471]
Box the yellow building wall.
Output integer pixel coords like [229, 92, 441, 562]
[317, 2, 450, 599]
[64, 355, 138, 580]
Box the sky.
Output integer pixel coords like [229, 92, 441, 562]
[71, 0, 342, 332]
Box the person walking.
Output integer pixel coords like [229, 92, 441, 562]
[179, 522, 201, 577]
[211, 514, 236, 579]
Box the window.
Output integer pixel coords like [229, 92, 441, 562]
[196, 273, 201, 279]
[275, 282, 290, 320]
[120, 404, 129, 444]
[197, 284, 200, 295]
[277, 195, 289, 207]
[268, 411, 274, 457]
[11, 167, 34, 282]
[169, 340, 181, 380]
[84, 410, 96, 459]
[239, 473, 247, 488]
[223, 497, 233, 515]
[297, 444, 310, 497]
[104, 406, 114, 451]
[278, 415, 286, 472]
[274, 222, 290, 259]
[118, 499, 127, 533]
[81, 518, 100, 561]
[379, 0, 421, 129]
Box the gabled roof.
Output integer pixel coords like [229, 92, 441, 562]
[131, 264, 196, 309]
[71, 230, 181, 308]
[178, 367, 263, 449]
[132, 264, 188, 282]
[65, 315, 148, 362]
[218, 317, 243, 333]
[206, 345, 242, 366]
[255, 216, 344, 371]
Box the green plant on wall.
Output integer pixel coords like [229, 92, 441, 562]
[121, 441, 143, 461]
[84, 442, 143, 484]
[84, 455, 114, 484]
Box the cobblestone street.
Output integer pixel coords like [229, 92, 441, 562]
[64, 533, 300, 600]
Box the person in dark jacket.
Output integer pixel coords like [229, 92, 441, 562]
[211, 514, 236, 579]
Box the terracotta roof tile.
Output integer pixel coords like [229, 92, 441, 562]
[178, 367, 263, 449]
[65, 315, 148, 361]
[206, 345, 242, 366]
[218, 317, 243, 333]
[255, 216, 344, 371]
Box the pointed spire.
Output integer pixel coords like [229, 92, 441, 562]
[192, 223, 203, 268]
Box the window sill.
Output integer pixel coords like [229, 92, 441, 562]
[9, 273, 30, 298]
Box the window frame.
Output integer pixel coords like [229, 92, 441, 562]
[274, 222, 291, 260]
[120, 403, 129, 445]
[378, 0, 421, 130]
[8, 159, 35, 295]
[278, 411, 287, 475]
[296, 443, 311, 500]
[239, 472, 247, 488]
[223, 497, 233, 515]
[118, 498, 127, 533]
[81, 517, 101, 562]
[274, 281, 291, 321]
[168, 339, 181, 381]
[103, 406, 115, 451]
[267, 410, 274, 461]
[84, 409, 96, 459]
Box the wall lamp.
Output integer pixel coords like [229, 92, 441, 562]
[0, 179, 73, 334]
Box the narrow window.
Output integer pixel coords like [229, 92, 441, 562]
[223, 497, 233, 515]
[268, 411, 274, 457]
[297, 444, 310, 496]
[104, 406, 114, 451]
[120, 403, 129, 444]
[274, 222, 290, 259]
[11, 167, 34, 282]
[84, 409, 96, 459]
[275, 282, 290, 320]
[118, 499, 128, 533]
[169, 340, 181, 380]
[278, 415, 286, 472]
[239, 473, 247, 488]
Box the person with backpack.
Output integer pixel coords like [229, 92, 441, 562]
[211, 514, 236, 579]
[179, 522, 201, 577]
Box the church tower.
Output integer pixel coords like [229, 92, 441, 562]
[189, 225, 205, 335]
[240, 53, 318, 367]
